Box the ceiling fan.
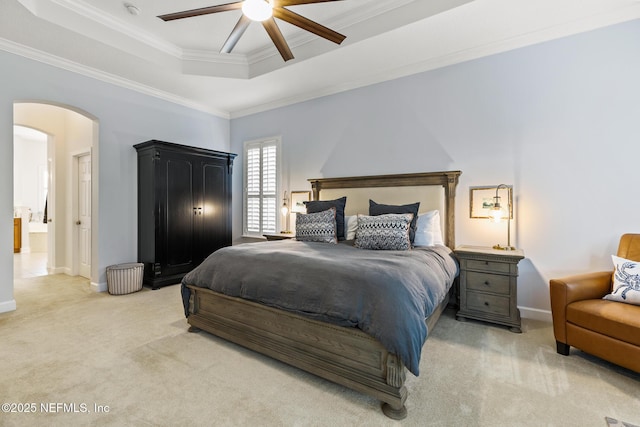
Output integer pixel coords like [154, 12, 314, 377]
[158, 0, 347, 62]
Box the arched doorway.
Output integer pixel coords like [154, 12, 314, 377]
[13, 125, 50, 277]
[13, 102, 98, 286]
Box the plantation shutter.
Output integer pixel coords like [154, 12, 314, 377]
[244, 139, 279, 236]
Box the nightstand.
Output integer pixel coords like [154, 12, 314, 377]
[454, 246, 525, 333]
[263, 233, 295, 241]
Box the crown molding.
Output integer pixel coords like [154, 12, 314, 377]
[48, 0, 182, 57]
[245, 0, 414, 64]
[230, 4, 640, 118]
[6, 1, 640, 120]
[28, 0, 418, 77]
[182, 49, 248, 66]
[19, 0, 182, 57]
[0, 37, 230, 119]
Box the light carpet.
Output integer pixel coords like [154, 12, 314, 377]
[606, 417, 640, 427]
[1, 274, 638, 426]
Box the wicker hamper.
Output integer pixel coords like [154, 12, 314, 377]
[106, 263, 144, 295]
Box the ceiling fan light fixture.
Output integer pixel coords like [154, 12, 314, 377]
[242, 0, 273, 22]
[158, 0, 346, 62]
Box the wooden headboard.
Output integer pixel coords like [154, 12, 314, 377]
[308, 171, 461, 249]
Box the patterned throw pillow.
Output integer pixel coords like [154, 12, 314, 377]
[603, 255, 640, 306]
[295, 207, 337, 244]
[304, 197, 347, 240]
[354, 213, 413, 251]
[369, 200, 420, 243]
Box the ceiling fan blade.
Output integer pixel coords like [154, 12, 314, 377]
[262, 18, 294, 62]
[221, 15, 251, 53]
[273, 7, 345, 45]
[158, 2, 242, 21]
[277, 0, 344, 6]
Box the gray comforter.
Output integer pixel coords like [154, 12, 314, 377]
[181, 240, 458, 376]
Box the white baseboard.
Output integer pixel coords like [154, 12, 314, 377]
[519, 306, 552, 323]
[91, 281, 107, 293]
[0, 299, 17, 313]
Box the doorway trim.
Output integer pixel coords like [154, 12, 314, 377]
[70, 148, 92, 278]
[46, 133, 57, 274]
[13, 100, 99, 290]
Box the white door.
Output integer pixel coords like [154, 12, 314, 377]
[46, 152, 55, 272]
[78, 154, 91, 278]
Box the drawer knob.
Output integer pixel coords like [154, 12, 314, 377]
[484, 281, 490, 286]
[484, 302, 489, 306]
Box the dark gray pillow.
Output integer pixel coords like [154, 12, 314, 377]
[369, 199, 420, 243]
[304, 196, 347, 240]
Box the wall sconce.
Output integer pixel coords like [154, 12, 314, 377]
[281, 191, 291, 233]
[490, 184, 514, 251]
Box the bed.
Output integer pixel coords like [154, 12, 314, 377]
[181, 170, 461, 419]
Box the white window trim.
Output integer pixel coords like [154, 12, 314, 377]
[242, 136, 282, 238]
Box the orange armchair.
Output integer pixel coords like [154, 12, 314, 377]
[549, 234, 640, 373]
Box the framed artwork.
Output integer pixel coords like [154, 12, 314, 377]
[469, 186, 513, 219]
[290, 191, 311, 213]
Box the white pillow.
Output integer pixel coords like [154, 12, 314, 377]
[344, 215, 358, 240]
[413, 210, 444, 247]
[603, 255, 640, 306]
[345, 215, 358, 240]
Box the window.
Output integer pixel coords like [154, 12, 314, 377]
[243, 137, 281, 237]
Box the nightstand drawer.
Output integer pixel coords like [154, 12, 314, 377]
[465, 259, 511, 274]
[466, 271, 510, 295]
[454, 246, 524, 332]
[466, 291, 510, 317]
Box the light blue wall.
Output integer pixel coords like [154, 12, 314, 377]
[231, 19, 640, 316]
[0, 50, 230, 310]
[3, 19, 638, 317]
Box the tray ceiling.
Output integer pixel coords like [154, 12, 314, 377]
[3, 0, 640, 117]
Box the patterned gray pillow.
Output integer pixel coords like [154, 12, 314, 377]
[304, 196, 347, 240]
[369, 200, 420, 243]
[295, 207, 337, 244]
[354, 213, 413, 251]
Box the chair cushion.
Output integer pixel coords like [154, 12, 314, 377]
[567, 299, 640, 346]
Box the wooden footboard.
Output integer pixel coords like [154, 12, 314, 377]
[185, 284, 450, 419]
[184, 170, 459, 418]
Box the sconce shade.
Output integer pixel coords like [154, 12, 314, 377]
[492, 184, 514, 251]
[281, 190, 290, 233]
[490, 196, 504, 223]
[281, 190, 289, 216]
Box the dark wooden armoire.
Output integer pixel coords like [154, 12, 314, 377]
[134, 140, 236, 289]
